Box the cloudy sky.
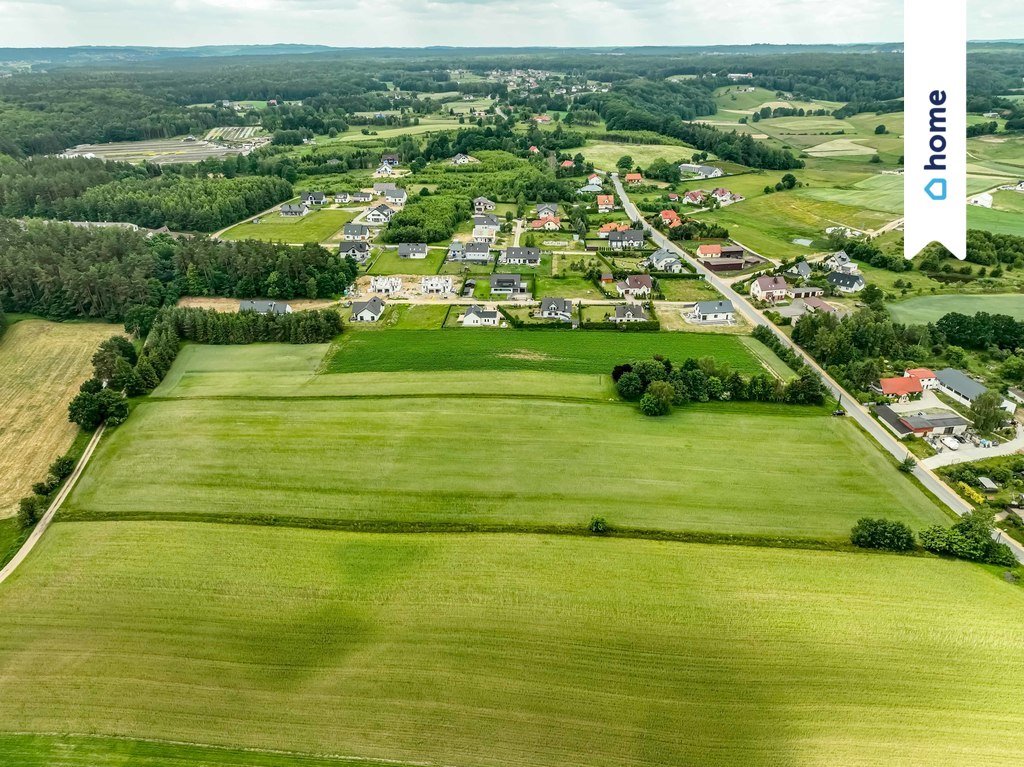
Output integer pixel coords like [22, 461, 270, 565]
[0, 0, 1020, 48]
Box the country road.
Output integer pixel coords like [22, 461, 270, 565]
[0, 424, 105, 585]
[611, 173, 1024, 562]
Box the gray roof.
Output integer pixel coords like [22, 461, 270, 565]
[826, 272, 865, 289]
[829, 250, 851, 264]
[465, 241, 491, 255]
[491, 273, 523, 289]
[504, 247, 540, 261]
[465, 305, 499, 319]
[473, 196, 494, 205]
[339, 241, 370, 254]
[398, 242, 428, 256]
[448, 241, 465, 253]
[238, 300, 290, 315]
[387, 188, 408, 200]
[610, 229, 645, 243]
[786, 261, 812, 279]
[536, 202, 558, 215]
[474, 214, 501, 227]
[369, 204, 393, 217]
[372, 183, 397, 192]
[280, 203, 306, 214]
[351, 297, 385, 318]
[615, 304, 647, 320]
[874, 405, 913, 436]
[303, 191, 326, 201]
[935, 368, 989, 401]
[541, 297, 573, 314]
[679, 163, 721, 176]
[344, 224, 369, 236]
[577, 184, 603, 194]
[695, 300, 734, 315]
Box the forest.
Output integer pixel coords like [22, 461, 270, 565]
[0, 218, 358, 322]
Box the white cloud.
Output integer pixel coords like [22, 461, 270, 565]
[0, 0, 1019, 48]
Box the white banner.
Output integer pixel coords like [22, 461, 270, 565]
[904, 0, 967, 260]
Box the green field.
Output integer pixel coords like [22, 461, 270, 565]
[367, 247, 446, 274]
[799, 173, 904, 214]
[584, 141, 693, 172]
[220, 209, 355, 243]
[323, 328, 764, 375]
[2, 522, 1023, 767]
[888, 293, 1024, 324]
[968, 204, 1024, 236]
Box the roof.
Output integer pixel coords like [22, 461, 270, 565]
[803, 296, 837, 312]
[597, 195, 615, 206]
[620, 274, 653, 290]
[280, 203, 306, 213]
[490, 273, 523, 288]
[578, 184, 604, 193]
[465, 241, 491, 255]
[695, 300, 734, 315]
[239, 300, 290, 315]
[615, 304, 647, 320]
[934, 368, 989, 401]
[398, 242, 428, 255]
[339, 241, 370, 253]
[352, 297, 385, 317]
[878, 377, 922, 397]
[530, 216, 560, 228]
[343, 223, 369, 234]
[609, 229, 645, 243]
[829, 250, 851, 264]
[504, 247, 540, 260]
[697, 244, 722, 256]
[625, 173, 643, 181]
[905, 368, 936, 379]
[786, 261, 812, 278]
[560, 159, 575, 167]
[754, 275, 789, 292]
[474, 214, 501, 227]
[874, 405, 913, 436]
[599, 222, 630, 233]
[473, 196, 494, 204]
[540, 297, 573, 314]
[386, 188, 408, 199]
[826, 272, 865, 289]
[464, 305, 498, 319]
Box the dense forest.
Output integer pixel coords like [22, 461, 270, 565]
[0, 219, 358, 322]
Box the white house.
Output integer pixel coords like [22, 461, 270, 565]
[301, 191, 327, 206]
[374, 163, 395, 177]
[608, 229, 646, 251]
[369, 276, 402, 295]
[365, 205, 394, 224]
[647, 249, 684, 273]
[826, 272, 866, 294]
[280, 203, 309, 217]
[489, 273, 529, 296]
[750, 275, 790, 303]
[338, 241, 371, 262]
[421, 276, 454, 295]
[453, 153, 476, 165]
[825, 250, 859, 275]
[385, 189, 408, 207]
[691, 300, 735, 325]
[398, 242, 429, 259]
[539, 297, 574, 322]
[473, 196, 496, 213]
[501, 247, 541, 266]
[351, 297, 385, 322]
[616, 274, 653, 299]
[678, 163, 723, 179]
[610, 304, 648, 323]
[904, 368, 939, 390]
[459, 305, 500, 327]
[343, 224, 371, 241]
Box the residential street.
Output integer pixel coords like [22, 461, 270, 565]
[610, 173, 1024, 562]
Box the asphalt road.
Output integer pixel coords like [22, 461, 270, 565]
[611, 173, 1024, 562]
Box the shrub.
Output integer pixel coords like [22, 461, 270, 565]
[850, 518, 915, 552]
[17, 495, 45, 529]
[639, 381, 675, 417]
[920, 511, 1018, 566]
[589, 516, 609, 535]
[48, 454, 76, 481]
[616, 371, 644, 401]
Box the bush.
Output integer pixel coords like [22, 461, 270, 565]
[17, 495, 45, 529]
[920, 511, 1018, 566]
[589, 516, 609, 535]
[850, 518, 916, 552]
[616, 371, 644, 401]
[48, 454, 76, 481]
[639, 381, 675, 417]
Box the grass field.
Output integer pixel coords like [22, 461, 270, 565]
[367, 248, 447, 274]
[2, 522, 1023, 767]
[584, 141, 693, 172]
[799, 173, 904, 214]
[323, 328, 764, 375]
[888, 293, 1024, 324]
[220, 209, 355, 243]
[0, 320, 118, 516]
[969, 204, 1024, 236]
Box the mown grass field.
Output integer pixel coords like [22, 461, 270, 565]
[583, 141, 693, 171]
[968, 204, 1024, 236]
[0, 320, 118, 517]
[323, 328, 764, 375]
[2, 523, 1023, 767]
[799, 173, 904, 214]
[367, 247, 447, 274]
[67, 342, 946, 537]
[888, 293, 1024, 324]
[220, 209, 355, 243]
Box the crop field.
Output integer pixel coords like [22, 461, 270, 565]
[967, 205, 1024, 236]
[799, 173, 903, 214]
[2, 523, 1023, 767]
[0, 320, 118, 517]
[219, 209, 355, 243]
[583, 141, 693, 171]
[888, 293, 1024, 324]
[324, 328, 763, 375]
[204, 126, 263, 141]
[61, 137, 248, 164]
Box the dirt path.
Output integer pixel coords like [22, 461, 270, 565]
[0, 425, 105, 585]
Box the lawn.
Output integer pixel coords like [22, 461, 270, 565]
[799, 173, 904, 215]
[367, 247, 446, 275]
[323, 328, 763, 375]
[220, 209, 355, 243]
[888, 293, 1024, 324]
[968, 205, 1024, 236]
[2, 523, 1023, 767]
[584, 141, 693, 172]
[0, 320, 118, 516]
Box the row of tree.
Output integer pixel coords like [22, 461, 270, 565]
[935, 311, 1024, 353]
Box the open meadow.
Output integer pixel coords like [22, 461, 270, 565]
[888, 293, 1024, 324]
[2, 523, 1023, 767]
[219, 209, 355, 243]
[0, 320, 118, 517]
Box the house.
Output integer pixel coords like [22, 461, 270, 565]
[369, 276, 402, 295]
[875, 376, 923, 403]
[683, 190, 708, 205]
[577, 184, 604, 194]
[351, 296, 385, 322]
[374, 163, 394, 177]
[372, 183, 397, 194]
[692, 300, 735, 325]
[608, 229, 646, 251]
[874, 404, 972, 439]
[530, 216, 561, 231]
[969, 192, 993, 208]
[459, 305, 500, 327]
[905, 368, 939, 389]
[598, 222, 630, 238]
[750, 275, 790, 303]
[610, 304, 648, 323]
[711, 188, 743, 205]
[398, 242, 429, 259]
[421, 276, 454, 294]
[616, 274, 653, 299]
[802, 296, 843, 316]
[339, 241, 371, 261]
[489, 273, 529, 296]
[351, 191, 374, 203]
[534, 115, 552, 124]
[385, 188, 408, 207]
[826, 272, 866, 294]
[452, 153, 476, 165]
[239, 300, 292, 315]
[787, 285, 825, 299]
[668, 193, 680, 202]
[456, 241, 493, 264]
[539, 297, 574, 322]
[825, 226, 863, 238]
[934, 368, 1016, 413]
[365, 204, 394, 224]
[696, 244, 723, 258]
[472, 214, 501, 243]
[647, 248, 683, 273]
[660, 209, 682, 227]
[343, 224, 371, 241]
[381, 153, 400, 167]
[501, 247, 541, 266]
[624, 173, 643, 186]
[301, 191, 327, 206]
[473, 196, 496, 213]
[560, 159, 576, 169]
[678, 163, 724, 179]
[280, 203, 309, 217]
[587, 173, 602, 185]
[597, 195, 615, 213]
[786, 261, 813, 280]
[825, 250, 859, 274]
[536, 202, 559, 218]
[334, 192, 351, 204]
[528, 145, 540, 154]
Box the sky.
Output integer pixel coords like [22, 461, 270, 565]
[0, 0, 1020, 49]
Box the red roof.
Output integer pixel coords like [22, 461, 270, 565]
[905, 368, 936, 379]
[528, 146, 540, 153]
[597, 195, 615, 206]
[697, 244, 722, 256]
[625, 173, 642, 182]
[599, 222, 630, 233]
[879, 377, 923, 397]
[531, 216, 561, 229]
[661, 209, 681, 220]
[560, 160, 575, 168]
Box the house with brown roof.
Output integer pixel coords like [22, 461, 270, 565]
[750, 275, 789, 303]
[616, 274, 653, 299]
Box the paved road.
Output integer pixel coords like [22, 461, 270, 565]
[0, 425, 105, 585]
[612, 173, 1024, 562]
